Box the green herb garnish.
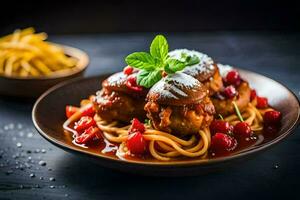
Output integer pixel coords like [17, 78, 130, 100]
[218, 114, 224, 120]
[144, 119, 151, 126]
[125, 35, 200, 88]
[232, 101, 244, 122]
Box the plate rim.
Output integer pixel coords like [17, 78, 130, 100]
[32, 68, 300, 167]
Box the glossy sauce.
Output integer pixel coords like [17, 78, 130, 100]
[66, 121, 279, 162]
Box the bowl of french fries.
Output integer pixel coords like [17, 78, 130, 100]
[0, 28, 89, 97]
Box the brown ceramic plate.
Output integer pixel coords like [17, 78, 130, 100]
[0, 45, 89, 98]
[32, 69, 300, 176]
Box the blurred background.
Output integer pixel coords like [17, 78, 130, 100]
[0, 0, 299, 34]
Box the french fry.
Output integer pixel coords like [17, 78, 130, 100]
[0, 27, 77, 77]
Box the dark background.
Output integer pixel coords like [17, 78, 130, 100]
[0, 0, 299, 35]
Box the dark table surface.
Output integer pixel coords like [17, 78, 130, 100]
[0, 32, 299, 200]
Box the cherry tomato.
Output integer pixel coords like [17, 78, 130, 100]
[81, 104, 96, 117]
[66, 105, 79, 118]
[263, 110, 281, 125]
[256, 96, 268, 109]
[123, 66, 134, 75]
[250, 89, 257, 101]
[125, 74, 144, 92]
[129, 118, 145, 133]
[74, 116, 96, 132]
[75, 126, 101, 144]
[211, 133, 237, 152]
[223, 85, 238, 99]
[224, 70, 241, 86]
[126, 131, 146, 154]
[209, 120, 233, 135]
[233, 122, 252, 139]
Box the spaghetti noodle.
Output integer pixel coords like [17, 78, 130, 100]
[63, 97, 272, 161]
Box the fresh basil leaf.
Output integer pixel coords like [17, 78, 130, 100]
[185, 55, 200, 66]
[137, 69, 162, 88]
[165, 59, 186, 74]
[181, 52, 188, 60]
[150, 35, 169, 62]
[125, 52, 156, 70]
[164, 63, 175, 74]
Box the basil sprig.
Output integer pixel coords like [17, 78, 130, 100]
[125, 35, 200, 88]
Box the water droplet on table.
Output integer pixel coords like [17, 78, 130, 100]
[49, 177, 56, 181]
[19, 164, 24, 170]
[38, 160, 46, 166]
[41, 149, 46, 153]
[30, 173, 35, 178]
[16, 142, 22, 148]
[35, 149, 40, 153]
[12, 154, 19, 159]
[27, 132, 33, 138]
[19, 131, 24, 137]
[49, 185, 55, 189]
[25, 162, 31, 168]
[6, 170, 13, 175]
[273, 164, 279, 169]
[17, 123, 23, 129]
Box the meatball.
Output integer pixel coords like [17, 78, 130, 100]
[145, 96, 215, 136]
[94, 72, 147, 123]
[212, 81, 251, 117]
[94, 88, 146, 122]
[145, 72, 215, 136]
[169, 49, 223, 95]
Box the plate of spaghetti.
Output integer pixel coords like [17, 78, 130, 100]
[32, 35, 300, 176]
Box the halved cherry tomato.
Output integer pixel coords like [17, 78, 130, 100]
[209, 120, 233, 135]
[233, 122, 252, 139]
[123, 66, 134, 75]
[256, 96, 268, 109]
[74, 116, 96, 132]
[126, 131, 146, 154]
[129, 118, 145, 133]
[224, 70, 241, 86]
[263, 110, 281, 125]
[81, 104, 96, 117]
[75, 126, 101, 144]
[211, 133, 237, 153]
[125, 74, 144, 92]
[66, 105, 79, 118]
[223, 85, 238, 99]
[250, 89, 257, 101]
